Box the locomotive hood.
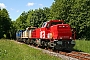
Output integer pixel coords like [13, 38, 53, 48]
[50, 24, 72, 40]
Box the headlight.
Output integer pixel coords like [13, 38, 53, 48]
[60, 37, 62, 39]
[71, 40, 75, 44]
[70, 37, 72, 39]
[47, 33, 52, 39]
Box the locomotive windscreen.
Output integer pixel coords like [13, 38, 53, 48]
[51, 22, 63, 26]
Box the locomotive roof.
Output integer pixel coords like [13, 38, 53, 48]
[48, 20, 64, 23]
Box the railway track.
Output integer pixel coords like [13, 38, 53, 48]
[31, 45, 90, 60]
[60, 51, 90, 60]
[43, 48, 90, 60]
[16, 41, 90, 60]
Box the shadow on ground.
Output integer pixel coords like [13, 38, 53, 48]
[72, 48, 83, 52]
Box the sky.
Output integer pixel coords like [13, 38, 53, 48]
[0, 0, 54, 20]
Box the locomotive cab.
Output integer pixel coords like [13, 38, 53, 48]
[41, 20, 64, 28]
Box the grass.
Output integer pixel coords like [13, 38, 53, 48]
[1, 39, 90, 60]
[0, 39, 61, 60]
[74, 40, 90, 53]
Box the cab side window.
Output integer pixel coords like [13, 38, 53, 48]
[42, 22, 47, 27]
[46, 23, 50, 28]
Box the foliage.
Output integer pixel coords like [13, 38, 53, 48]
[0, 39, 61, 60]
[15, 11, 28, 30]
[68, 0, 90, 39]
[26, 8, 50, 27]
[0, 8, 11, 39]
[15, 7, 50, 31]
[10, 21, 17, 39]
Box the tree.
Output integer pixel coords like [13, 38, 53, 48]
[68, 0, 90, 39]
[0, 8, 11, 39]
[15, 11, 28, 30]
[26, 8, 50, 27]
[10, 21, 17, 39]
[50, 0, 75, 22]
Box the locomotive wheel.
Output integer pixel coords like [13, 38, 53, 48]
[23, 39, 26, 43]
[16, 39, 19, 42]
[26, 39, 30, 44]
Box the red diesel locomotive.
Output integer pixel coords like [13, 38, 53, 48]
[16, 20, 75, 51]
